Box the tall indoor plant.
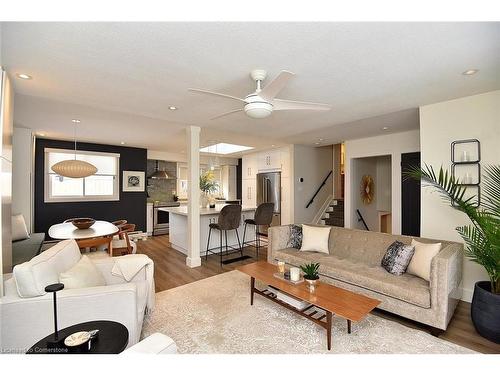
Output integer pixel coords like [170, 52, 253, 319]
[408, 164, 500, 343]
[199, 170, 219, 208]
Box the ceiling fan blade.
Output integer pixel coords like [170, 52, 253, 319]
[259, 70, 295, 101]
[210, 109, 244, 120]
[188, 88, 246, 103]
[272, 98, 331, 111]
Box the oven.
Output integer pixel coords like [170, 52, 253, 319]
[153, 206, 170, 236]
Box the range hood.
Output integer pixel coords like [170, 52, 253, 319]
[150, 160, 169, 179]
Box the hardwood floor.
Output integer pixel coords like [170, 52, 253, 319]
[137, 235, 500, 354]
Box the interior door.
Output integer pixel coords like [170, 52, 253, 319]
[401, 152, 421, 236]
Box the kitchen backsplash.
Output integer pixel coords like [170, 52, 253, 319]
[146, 160, 177, 202]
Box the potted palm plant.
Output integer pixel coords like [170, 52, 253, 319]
[408, 164, 500, 343]
[199, 171, 219, 208]
[300, 262, 320, 292]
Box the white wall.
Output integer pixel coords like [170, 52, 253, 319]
[420, 90, 500, 302]
[376, 155, 392, 212]
[292, 145, 333, 224]
[12, 127, 33, 233]
[345, 130, 420, 234]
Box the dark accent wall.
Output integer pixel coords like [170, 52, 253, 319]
[35, 138, 147, 237]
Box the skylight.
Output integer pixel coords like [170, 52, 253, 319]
[200, 143, 254, 155]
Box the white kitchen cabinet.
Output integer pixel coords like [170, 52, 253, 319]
[146, 203, 154, 235]
[242, 178, 256, 207]
[221, 165, 237, 200]
[242, 154, 258, 179]
[280, 177, 291, 225]
[280, 146, 291, 178]
[258, 149, 281, 171]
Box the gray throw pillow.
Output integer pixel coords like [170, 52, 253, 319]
[381, 241, 415, 275]
[287, 224, 302, 249]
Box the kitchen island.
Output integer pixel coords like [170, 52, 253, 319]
[159, 204, 256, 257]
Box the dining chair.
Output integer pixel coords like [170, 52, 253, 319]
[111, 223, 137, 256]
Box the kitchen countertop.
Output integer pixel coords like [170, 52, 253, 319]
[159, 204, 256, 216]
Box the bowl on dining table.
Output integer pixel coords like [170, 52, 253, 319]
[71, 218, 96, 230]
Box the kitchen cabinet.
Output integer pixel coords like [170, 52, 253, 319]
[146, 203, 154, 235]
[221, 165, 237, 200]
[280, 177, 291, 225]
[242, 178, 256, 207]
[258, 149, 281, 171]
[242, 154, 258, 179]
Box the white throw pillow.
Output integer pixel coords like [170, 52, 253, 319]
[407, 239, 442, 281]
[59, 255, 106, 290]
[12, 214, 29, 241]
[299, 225, 331, 254]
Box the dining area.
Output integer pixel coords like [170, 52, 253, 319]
[48, 218, 140, 257]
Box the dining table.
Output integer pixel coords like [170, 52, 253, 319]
[48, 220, 120, 256]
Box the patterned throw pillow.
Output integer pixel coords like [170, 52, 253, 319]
[381, 241, 415, 275]
[287, 224, 303, 249]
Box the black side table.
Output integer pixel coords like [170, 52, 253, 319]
[27, 320, 129, 354]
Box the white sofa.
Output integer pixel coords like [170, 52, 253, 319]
[1, 239, 154, 352]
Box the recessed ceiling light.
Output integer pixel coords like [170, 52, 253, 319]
[319, 138, 324, 141]
[315, 142, 320, 145]
[462, 69, 479, 76]
[168, 106, 178, 110]
[120, 141, 125, 145]
[72, 119, 81, 123]
[271, 144, 275, 147]
[16, 73, 32, 80]
[382, 127, 389, 130]
[38, 133, 46, 137]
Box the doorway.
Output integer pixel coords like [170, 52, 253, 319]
[401, 152, 421, 236]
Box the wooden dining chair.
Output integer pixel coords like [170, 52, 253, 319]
[112, 219, 128, 228]
[76, 235, 114, 256]
[111, 223, 137, 256]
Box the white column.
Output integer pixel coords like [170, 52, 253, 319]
[186, 126, 201, 267]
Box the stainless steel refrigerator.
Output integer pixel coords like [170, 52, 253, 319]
[256, 172, 281, 233]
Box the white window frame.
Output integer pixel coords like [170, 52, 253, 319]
[44, 148, 120, 203]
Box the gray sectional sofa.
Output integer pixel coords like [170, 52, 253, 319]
[268, 225, 463, 330]
[12, 233, 45, 266]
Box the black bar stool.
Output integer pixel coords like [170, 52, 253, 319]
[205, 204, 243, 266]
[242, 203, 274, 258]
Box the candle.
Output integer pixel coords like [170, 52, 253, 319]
[277, 261, 285, 274]
[290, 267, 300, 282]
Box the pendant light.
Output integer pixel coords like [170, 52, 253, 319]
[51, 120, 98, 178]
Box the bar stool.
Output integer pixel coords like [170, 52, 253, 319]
[242, 202, 274, 258]
[205, 204, 243, 266]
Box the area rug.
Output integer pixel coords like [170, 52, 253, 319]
[142, 271, 475, 354]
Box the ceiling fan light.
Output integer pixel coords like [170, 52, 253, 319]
[51, 160, 98, 179]
[244, 102, 273, 119]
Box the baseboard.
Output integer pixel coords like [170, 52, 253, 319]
[461, 287, 473, 303]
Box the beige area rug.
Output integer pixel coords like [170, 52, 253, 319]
[142, 271, 474, 354]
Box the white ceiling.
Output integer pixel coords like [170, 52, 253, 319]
[2, 22, 500, 153]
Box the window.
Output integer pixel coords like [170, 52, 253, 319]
[45, 148, 120, 202]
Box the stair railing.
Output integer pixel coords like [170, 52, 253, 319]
[356, 209, 370, 231]
[306, 170, 333, 208]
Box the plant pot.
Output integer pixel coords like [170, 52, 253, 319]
[200, 193, 209, 208]
[471, 281, 500, 344]
[305, 278, 319, 293]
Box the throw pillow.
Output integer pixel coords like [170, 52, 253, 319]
[287, 224, 303, 249]
[12, 214, 29, 241]
[407, 239, 442, 281]
[300, 225, 331, 254]
[381, 241, 415, 275]
[59, 255, 106, 289]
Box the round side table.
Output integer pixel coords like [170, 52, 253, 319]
[27, 320, 129, 354]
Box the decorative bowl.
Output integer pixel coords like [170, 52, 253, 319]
[71, 218, 96, 230]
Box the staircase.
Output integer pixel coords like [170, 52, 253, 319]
[321, 198, 344, 227]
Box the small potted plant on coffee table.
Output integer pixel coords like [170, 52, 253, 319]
[300, 262, 320, 292]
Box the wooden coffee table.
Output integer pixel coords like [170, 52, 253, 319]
[237, 261, 380, 350]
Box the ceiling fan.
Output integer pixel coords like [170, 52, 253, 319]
[189, 69, 331, 120]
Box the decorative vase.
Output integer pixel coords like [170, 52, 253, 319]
[471, 281, 500, 343]
[305, 278, 318, 293]
[200, 193, 209, 208]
